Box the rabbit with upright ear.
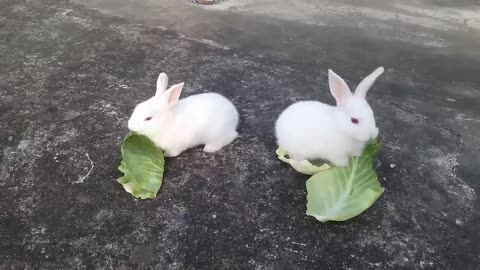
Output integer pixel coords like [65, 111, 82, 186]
[128, 72, 239, 157]
[275, 67, 384, 166]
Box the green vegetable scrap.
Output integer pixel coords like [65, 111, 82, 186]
[278, 140, 384, 222]
[276, 149, 331, 175]
[117, 133, 165, 199]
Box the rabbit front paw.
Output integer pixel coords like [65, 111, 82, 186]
[164, 149, 182, 157]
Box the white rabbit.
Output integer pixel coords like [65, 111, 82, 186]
[275, 67, 384, 167]
[128, 72, 239, 157]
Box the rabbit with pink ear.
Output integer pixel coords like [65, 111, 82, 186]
[275, 67, 384, 167]
[128, 72, 239, 157]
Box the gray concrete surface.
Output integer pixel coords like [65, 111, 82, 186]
[1, 0, 479, 269]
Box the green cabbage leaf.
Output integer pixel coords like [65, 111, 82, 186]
[305, 141, 384, 222]
[276, 149, 331, 175]
[117, 133, 165, 199]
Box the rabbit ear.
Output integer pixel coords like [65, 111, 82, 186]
[163, 83, 184, 106]
[155, 72, 169, 96]
[328, 69, 352, 107]
[354, 67, 384, 98]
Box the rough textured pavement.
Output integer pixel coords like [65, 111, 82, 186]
[1, 0, 479, 269]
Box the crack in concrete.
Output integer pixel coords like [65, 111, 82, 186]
[74, 153, 94, 184]
[383, 100, 477, 203]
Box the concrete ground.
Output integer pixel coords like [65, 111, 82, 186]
[1, 0, 479, 269]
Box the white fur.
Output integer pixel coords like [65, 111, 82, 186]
[128, 73, 239, 157]
[275, 67, 384, 166]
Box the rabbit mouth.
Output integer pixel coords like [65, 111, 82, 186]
[350, 131, 371, 143]
[127, 121, 139, 132]
[370, 127, 380, 139]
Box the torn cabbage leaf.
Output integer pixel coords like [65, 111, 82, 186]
[306, 141, 384, 222]
[117, 133, 165, 199]
[276, 149, 331, 175]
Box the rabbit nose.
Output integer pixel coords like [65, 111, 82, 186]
[127, 120, 136, 131]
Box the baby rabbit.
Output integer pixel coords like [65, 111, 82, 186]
[128, 72, 239, 157]
[275, 67, 384, 167]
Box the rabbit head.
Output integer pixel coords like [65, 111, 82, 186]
[127, 72, 184, 137]
[328, 67, 384, 142]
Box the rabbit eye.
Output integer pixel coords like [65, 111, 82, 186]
[351, 117, 359, 124]
[145, 116, 152, 121]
